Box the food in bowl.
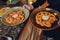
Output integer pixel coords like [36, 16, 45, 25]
[0, 7, 9, 17]
[35, 11, 56, 27]
[6, 10, 25, 24]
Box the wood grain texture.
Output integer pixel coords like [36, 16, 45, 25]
[18, 19, 43, 40]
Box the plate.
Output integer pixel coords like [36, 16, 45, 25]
[30, 8, 60, 30]
[1, 7, 29, 26]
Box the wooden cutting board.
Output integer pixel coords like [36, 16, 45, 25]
[18, 18, 43, 40]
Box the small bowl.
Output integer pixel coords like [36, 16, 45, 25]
[7, 0, 19, 4]
[0, 7, 10, 17]
[30, 8, 60, 30]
